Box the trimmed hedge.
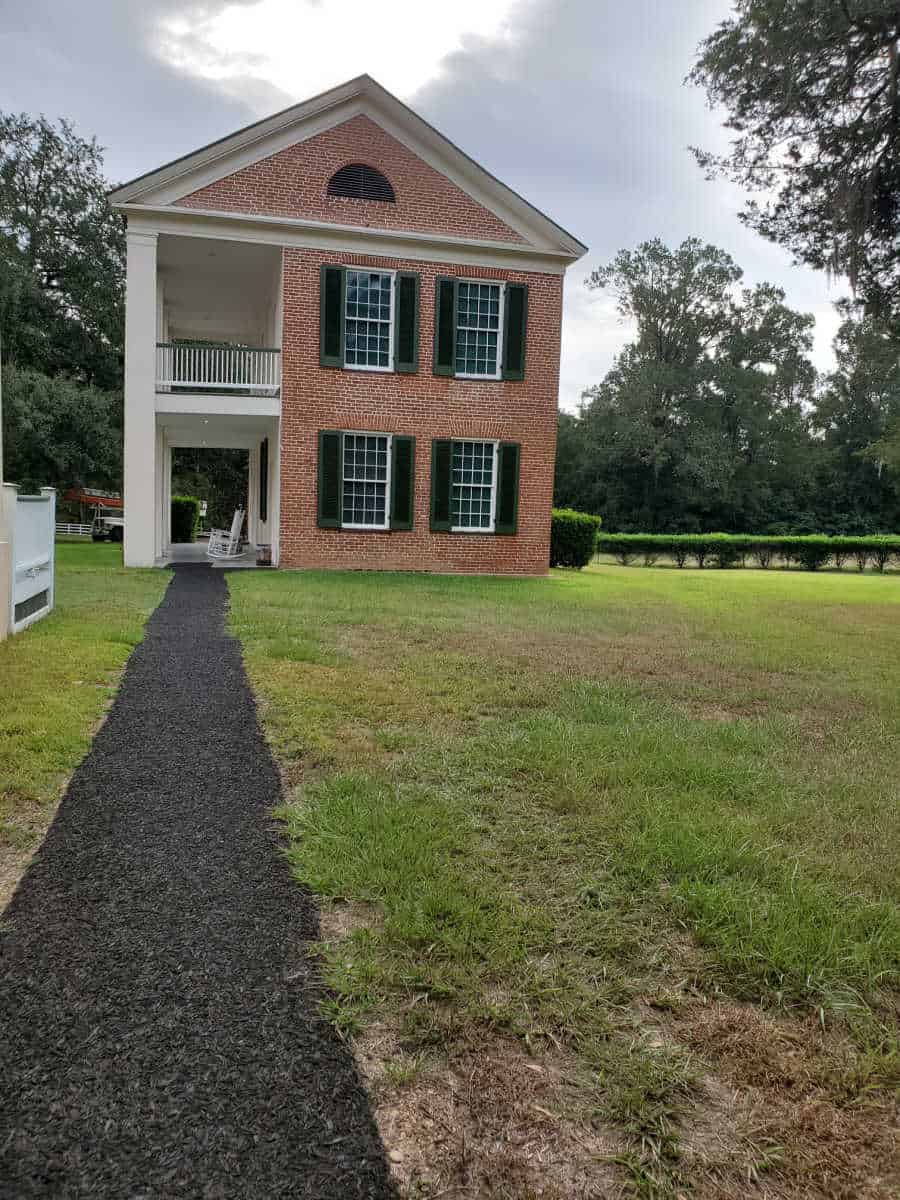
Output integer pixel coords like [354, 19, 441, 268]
[596, 533, 900, 572]
[550, 508, 602, 568]
[171, 495, 201, 543]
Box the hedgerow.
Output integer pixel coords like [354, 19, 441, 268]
[595, 533, 900, 571]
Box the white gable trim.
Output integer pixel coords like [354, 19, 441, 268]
[124, 204, 572, 275]
[109, 75, 586, 261]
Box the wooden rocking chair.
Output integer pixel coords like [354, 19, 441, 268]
[206, 508, 245, 559]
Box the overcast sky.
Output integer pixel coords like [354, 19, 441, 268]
[0, 0, 847, 408]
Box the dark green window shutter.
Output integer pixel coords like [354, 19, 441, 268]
[502, 283, 528, 380]
[394, 273, 420, 373]
[317, 430, 343, 527]
[430, 439, 453, 530]
[259, 437, 268, 524]
[320, 265, 345, 368]
[433, 277, 457, 376]
[495, 442, 520, 534]
[390, 436, 415, 530]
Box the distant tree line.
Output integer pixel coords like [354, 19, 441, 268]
[556, 1, 900, 533]
[554, 238, 900, 533]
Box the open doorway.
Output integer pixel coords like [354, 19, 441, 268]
[172, 447, 249, 548]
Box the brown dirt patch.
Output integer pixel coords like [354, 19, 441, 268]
[0, 792, 56, 912]
[319, 900, 382, 942]
[354, 1021, 623, 1199]
[673, 1001, 900, 1199]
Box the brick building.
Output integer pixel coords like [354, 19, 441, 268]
[111, 75, 587, 573]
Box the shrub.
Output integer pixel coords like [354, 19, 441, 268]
[550, 509, 601, 569]
[751, 539, 775, 569]
[788, 536, 833, 571]
[868, 537, 895, 573]
[171, 495, 201, 543]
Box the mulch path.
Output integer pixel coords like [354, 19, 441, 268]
[0, 565, 395, 1198]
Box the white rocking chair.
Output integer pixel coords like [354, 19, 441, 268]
[206, 508, 245, 559]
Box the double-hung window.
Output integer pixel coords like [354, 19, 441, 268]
[451, 440, 498, 531]
[455, 282, 503, 379]
[342, 432, 391, 529]
[430, 439, 520, 536]
[433, 277, 528, 380]
[317, 430, 416, 531]
[320, 265, 420, 373]
[344, 270, 394, 370]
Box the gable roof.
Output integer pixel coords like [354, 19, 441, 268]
[109, 75, 587, 260]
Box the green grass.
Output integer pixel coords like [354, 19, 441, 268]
[0, 543, 168, 871]
[229, 564, 900, 1193]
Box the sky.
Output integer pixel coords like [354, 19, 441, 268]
[0, 0, 847, 409]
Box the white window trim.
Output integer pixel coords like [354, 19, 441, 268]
[343, 267, 396, 374]
[341, 430, 393, 531]
[450, 439, 499, 534]
[455, 279, 505, 381]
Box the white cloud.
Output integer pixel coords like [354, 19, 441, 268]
[155, 0, 520, 109]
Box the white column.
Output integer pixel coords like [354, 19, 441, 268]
[247, 446, 259, 547]
[123, 229, 158, 566]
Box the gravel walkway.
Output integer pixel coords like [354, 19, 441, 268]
[0, 565, 394, 1199]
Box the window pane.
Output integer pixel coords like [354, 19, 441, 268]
[455, 282, 501, 376]
[451, 440, 495, 529]
[345, 270, 393, 368]
[342, 434, 390, 526]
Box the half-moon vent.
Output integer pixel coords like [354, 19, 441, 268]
[327, 163, 396, 202]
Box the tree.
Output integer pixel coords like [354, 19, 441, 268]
[561, 239, 819, 532]
[691, 2, 900, 320]
[0, 113, 125, 388]
[1, 363, 122, 493]
[811, 311, 900, 530]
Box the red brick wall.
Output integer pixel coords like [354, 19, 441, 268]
[176, 115, 525, 244]
[278, 248, 562, 575]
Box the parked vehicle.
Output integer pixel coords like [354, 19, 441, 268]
[91, 504, 125, 543]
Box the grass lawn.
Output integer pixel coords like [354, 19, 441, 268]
[229, 564, 900, 1199]
[0, 542, 168, 906]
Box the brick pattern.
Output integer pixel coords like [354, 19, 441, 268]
[279, 248, 562, 575]
[176, 115, 526, 244]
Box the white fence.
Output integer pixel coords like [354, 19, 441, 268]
[156, 343, 281, 395]
[2, 485, 56, 635]
[56, 522, 92, 537]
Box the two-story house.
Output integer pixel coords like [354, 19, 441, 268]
[111, 75, 586, 573]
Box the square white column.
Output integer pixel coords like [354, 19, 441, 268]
[123, 230, 158, 566]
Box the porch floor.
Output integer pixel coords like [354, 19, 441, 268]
[159, 542, 263, 569]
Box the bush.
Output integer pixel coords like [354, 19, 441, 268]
[787, 536, 833, 571]
[550, 509, 601, 568]
[595, 532, 900, 573]
[171, 495, 201, 543]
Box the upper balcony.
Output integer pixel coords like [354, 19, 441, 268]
[156, 342, 281, 396]
[155, 234, 282, 415]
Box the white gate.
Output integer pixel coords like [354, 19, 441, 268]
[2, 485, 56, 634]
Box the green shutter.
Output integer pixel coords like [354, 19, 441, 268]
[433, 277, 457, 376]
[502, 283, 528, 380]
[495, 442, 520, 534]
[390, 436, 415, 530]
[317, 430, 343, 527]
[320, 265, 345, 368]
[394, 274, 420, 373]
[259, 437, 268, 524]
[430, 439, 453, 530]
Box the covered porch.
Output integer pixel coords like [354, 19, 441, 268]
[153, 412, 280, 567]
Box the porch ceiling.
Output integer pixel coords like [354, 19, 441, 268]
[158, 235, 281, 342]
[159, 411, 276, 449]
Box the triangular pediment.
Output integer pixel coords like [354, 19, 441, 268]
[110, 76, 586, 259]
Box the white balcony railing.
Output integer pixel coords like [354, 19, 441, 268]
[156, 342, 281, 395]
